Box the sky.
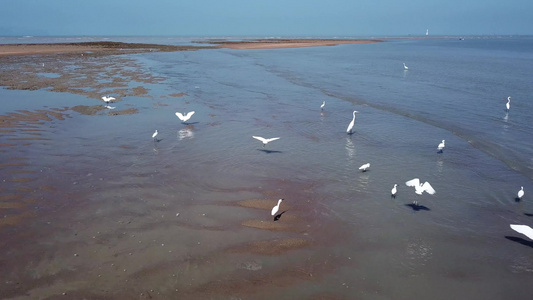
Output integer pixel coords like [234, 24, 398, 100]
[1, 0, 532, 37]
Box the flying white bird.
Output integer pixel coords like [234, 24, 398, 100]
[506, 96, 511, 112]
[510, 224, 533, 240]
[152, 130, 158, 140]
[405, 178, 436, 195]
[403, 63, 409, 70]
[252, 136, 280, 147]
[517, 186, 524, 199]
[438, 140, 445, 152]
[320, 101, 325, 110]
[271, 199, 283, 216]
[102, 96, 116, 103]
[391, 184, 398, 198]
[359, 163, 370, 172]
[175, 111, 195, 123]
[346, 110, 359, 134]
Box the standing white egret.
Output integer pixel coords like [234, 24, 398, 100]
[517, 186, 524, 199]
[438, 140, 445, 152]
[359, 163, 370, 172]
[320, 101, 326, 110]
[102, 96, 116, 103]
[346, 110, 359, 134]
[403, 63, 409, 70]
[152, 130, 158, 140]
[391, 184, 398, 198]
[175, 111, 195, 123]
[271, 199, 283, 216]
[510, 224, 533, 240]
[506, 96, 511, 112]
[252, 136, 280, 147]
[405, 178, 436, 195]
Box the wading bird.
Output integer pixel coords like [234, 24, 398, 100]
[438, 140, 445, 153]
[346, 111, 359, 134]
[359, 163, 370, 172]
[517, 186, 525, 200]
[391, 184, 398, 198]
[510, 224, 533, 240]
[271, 199, 283, 216]
[253, 136, 280, 147]
[175, 111, 195, 123]
[506, 96, 511, 112]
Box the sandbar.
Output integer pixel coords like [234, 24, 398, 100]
[0, 39, 381, 57]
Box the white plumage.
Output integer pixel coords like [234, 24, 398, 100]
[320, 101, 325, 110]
[346, 110, 359, 134]
[506, 96, 511, 111]
[359, 163, 370, 172]
[510, 224, 533, 240]
[438, 140, 445, 151]
[175, 111, 195, 123]
[253, 136, 280, 147]
[102, 96, 116, 103]
[391, 184, 398, 197]
[405, 178, 436, 195]
[271, 199, 283, 216]
[517, 186, 524, 199]
[152, 130, 158, 139]
[403, 63, 408, 70]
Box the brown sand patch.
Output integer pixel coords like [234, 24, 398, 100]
[7, 137, 50, 141]
[0, 41, 211, 57]
[237, 198, 289, 211]
[72, 105, 107, 115]
[108, 108, 139, 116]
[0, 194, 22, 201]
[11, 178, 33, 182]
[169, 92, 187, 97]
[16, 187, 34, 192]
[0, 202, 26, 209]
[0, 211, 33, 227]
[228, 238, 312, 255]
[241, 219, 300, 232]
[209, 38, 381, 50]
[9, 170, 36, 174]
[0, 162, 26, 167]
[0, 143, 17, 147]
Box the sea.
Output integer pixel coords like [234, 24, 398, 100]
[0, 35, 532, 299]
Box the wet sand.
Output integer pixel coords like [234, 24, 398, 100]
[0, 39, 373, 299]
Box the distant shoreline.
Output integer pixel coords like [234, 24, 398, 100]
[0, 39, 381, 57]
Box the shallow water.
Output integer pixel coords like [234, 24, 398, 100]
[1, 37, 533, 299]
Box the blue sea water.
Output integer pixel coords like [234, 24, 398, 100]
[1, 36, 533, 299]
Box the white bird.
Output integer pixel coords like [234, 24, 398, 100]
[391, 184, 398, 198]
[175, 111, 195, 123]
[405, 178, 436, 195]
[102, 96, 116, 103]
[517, 186, 524, 199]
[105, 105, 116, 109]
[359, 163, 370, 172]
[438, 140, 445, 152]
[510, 224, 533, 240]
[506, 96, 511, 112]
[403, 63, 409, 70]
[253, 136, 280, 147]
[320, 101, 326, 110]
[152, 130, 158, 140]
[346, 110, 359, 134]
[271, 199, 283, 216]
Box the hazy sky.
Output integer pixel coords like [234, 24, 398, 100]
[1, 0, 532, 36]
